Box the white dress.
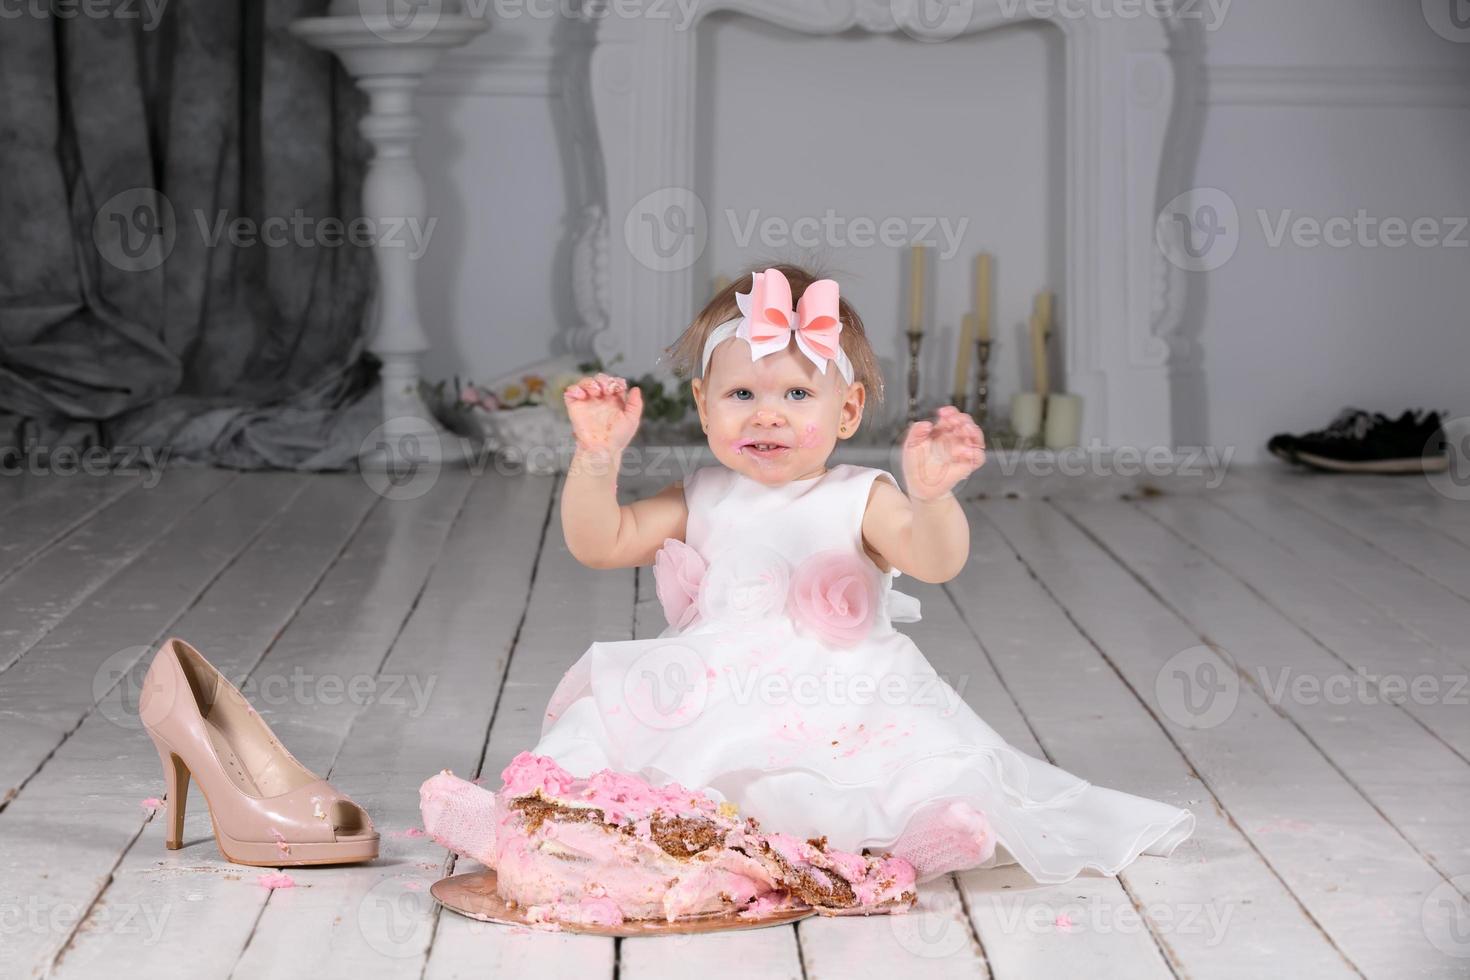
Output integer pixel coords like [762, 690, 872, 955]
[534, 463, 1195, 883]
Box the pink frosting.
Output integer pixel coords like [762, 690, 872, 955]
[790, 550, 879, 647]
[501, 751, 723, 825]
[499, 751, 576, 799]
[653, 538, 707, 630]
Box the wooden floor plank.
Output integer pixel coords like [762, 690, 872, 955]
[0, 473, 141, 586]
[1211, 487, 1470, 669]
[225, 473, 554, 979]
[0, 473, 363, 979]
[40, 474, 468, 980]
[423, 476, 621, 979]
[9, 465, 1465, 978]
[0, 468, 234, 676]
[955, 505, 1353, 979]
[986, 499, 1459, 979]
[0, 474, 305, 810]
[28, 475, 381, 980]
[1132, 495, 1470, 761]
[1268, 477, 1470, 601]
[1067, 497, 1470, 889]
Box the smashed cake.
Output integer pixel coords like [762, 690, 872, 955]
[419, 752, 916, 928]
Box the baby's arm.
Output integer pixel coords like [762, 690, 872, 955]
[861, 406, 986, 584]
[563, 473, 688, 569]
[560, 372, 689, 569]
[861, 480, 970, 584]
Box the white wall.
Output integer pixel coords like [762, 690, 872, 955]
[417, 0, 1469, 460]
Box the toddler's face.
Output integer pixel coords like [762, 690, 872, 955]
[691, 337, 865, 486]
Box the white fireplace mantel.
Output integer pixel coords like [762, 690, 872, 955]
[563, 0, 1196, 449]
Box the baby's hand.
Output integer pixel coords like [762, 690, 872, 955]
[901, 406, 985, 501]
[564, 373, 643, 455]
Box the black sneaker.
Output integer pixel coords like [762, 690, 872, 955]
[1293, 408, 1449, 474]
[1267, 407, 1374, 464]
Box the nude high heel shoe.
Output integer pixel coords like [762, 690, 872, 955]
[139, 638, 380, 866]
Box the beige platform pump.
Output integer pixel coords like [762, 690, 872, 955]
[139, 638, 379, 866]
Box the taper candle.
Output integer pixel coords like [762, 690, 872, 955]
[908, 245, 925, 334]
[975, 253, 992, 343]
[953, 313, 976, 400]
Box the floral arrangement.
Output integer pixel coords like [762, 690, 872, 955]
[421, 354, 695, 427]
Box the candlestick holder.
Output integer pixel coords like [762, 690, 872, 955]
[971, 338, 993, 429]
[905, 329, 923, 425]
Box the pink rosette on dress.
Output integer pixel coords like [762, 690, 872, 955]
[653, 538, 707, 631]
[790, 549, 881, 647]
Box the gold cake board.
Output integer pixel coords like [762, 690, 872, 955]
[430, 869, 817, 936]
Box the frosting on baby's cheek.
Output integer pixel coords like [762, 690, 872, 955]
[796, 423, 823, 449]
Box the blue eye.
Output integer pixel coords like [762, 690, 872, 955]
[728, 388, 809, 401]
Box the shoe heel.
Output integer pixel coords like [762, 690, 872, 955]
[151, 737, 190, 849]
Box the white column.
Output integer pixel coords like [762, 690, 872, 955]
[289, 7, 489, 470]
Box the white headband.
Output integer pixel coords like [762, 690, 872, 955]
[698, 268, 855, 385]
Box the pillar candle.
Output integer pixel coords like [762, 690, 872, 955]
[1011, 392, 1044, 440]
[1043, 393, 1082, 449]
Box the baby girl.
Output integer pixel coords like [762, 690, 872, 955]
[535, 260, 1187, 881]
[462, 263, 1194, 887]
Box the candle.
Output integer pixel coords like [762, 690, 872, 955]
[953, 313, 976, 400]
[975, 253, 992, 343]
[1011, 392, 1044, 440]
[1043, 393, 1082, 449]
[908, 245, 925, 333]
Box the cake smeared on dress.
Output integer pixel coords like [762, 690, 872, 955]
[420, 752, 917, 927]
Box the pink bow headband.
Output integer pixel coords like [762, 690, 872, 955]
[699, 268, 855, 385]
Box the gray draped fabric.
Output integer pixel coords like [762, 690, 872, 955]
[0, 0, 380, 470]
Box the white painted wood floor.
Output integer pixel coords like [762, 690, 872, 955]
[1, 462, 1467, 979]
